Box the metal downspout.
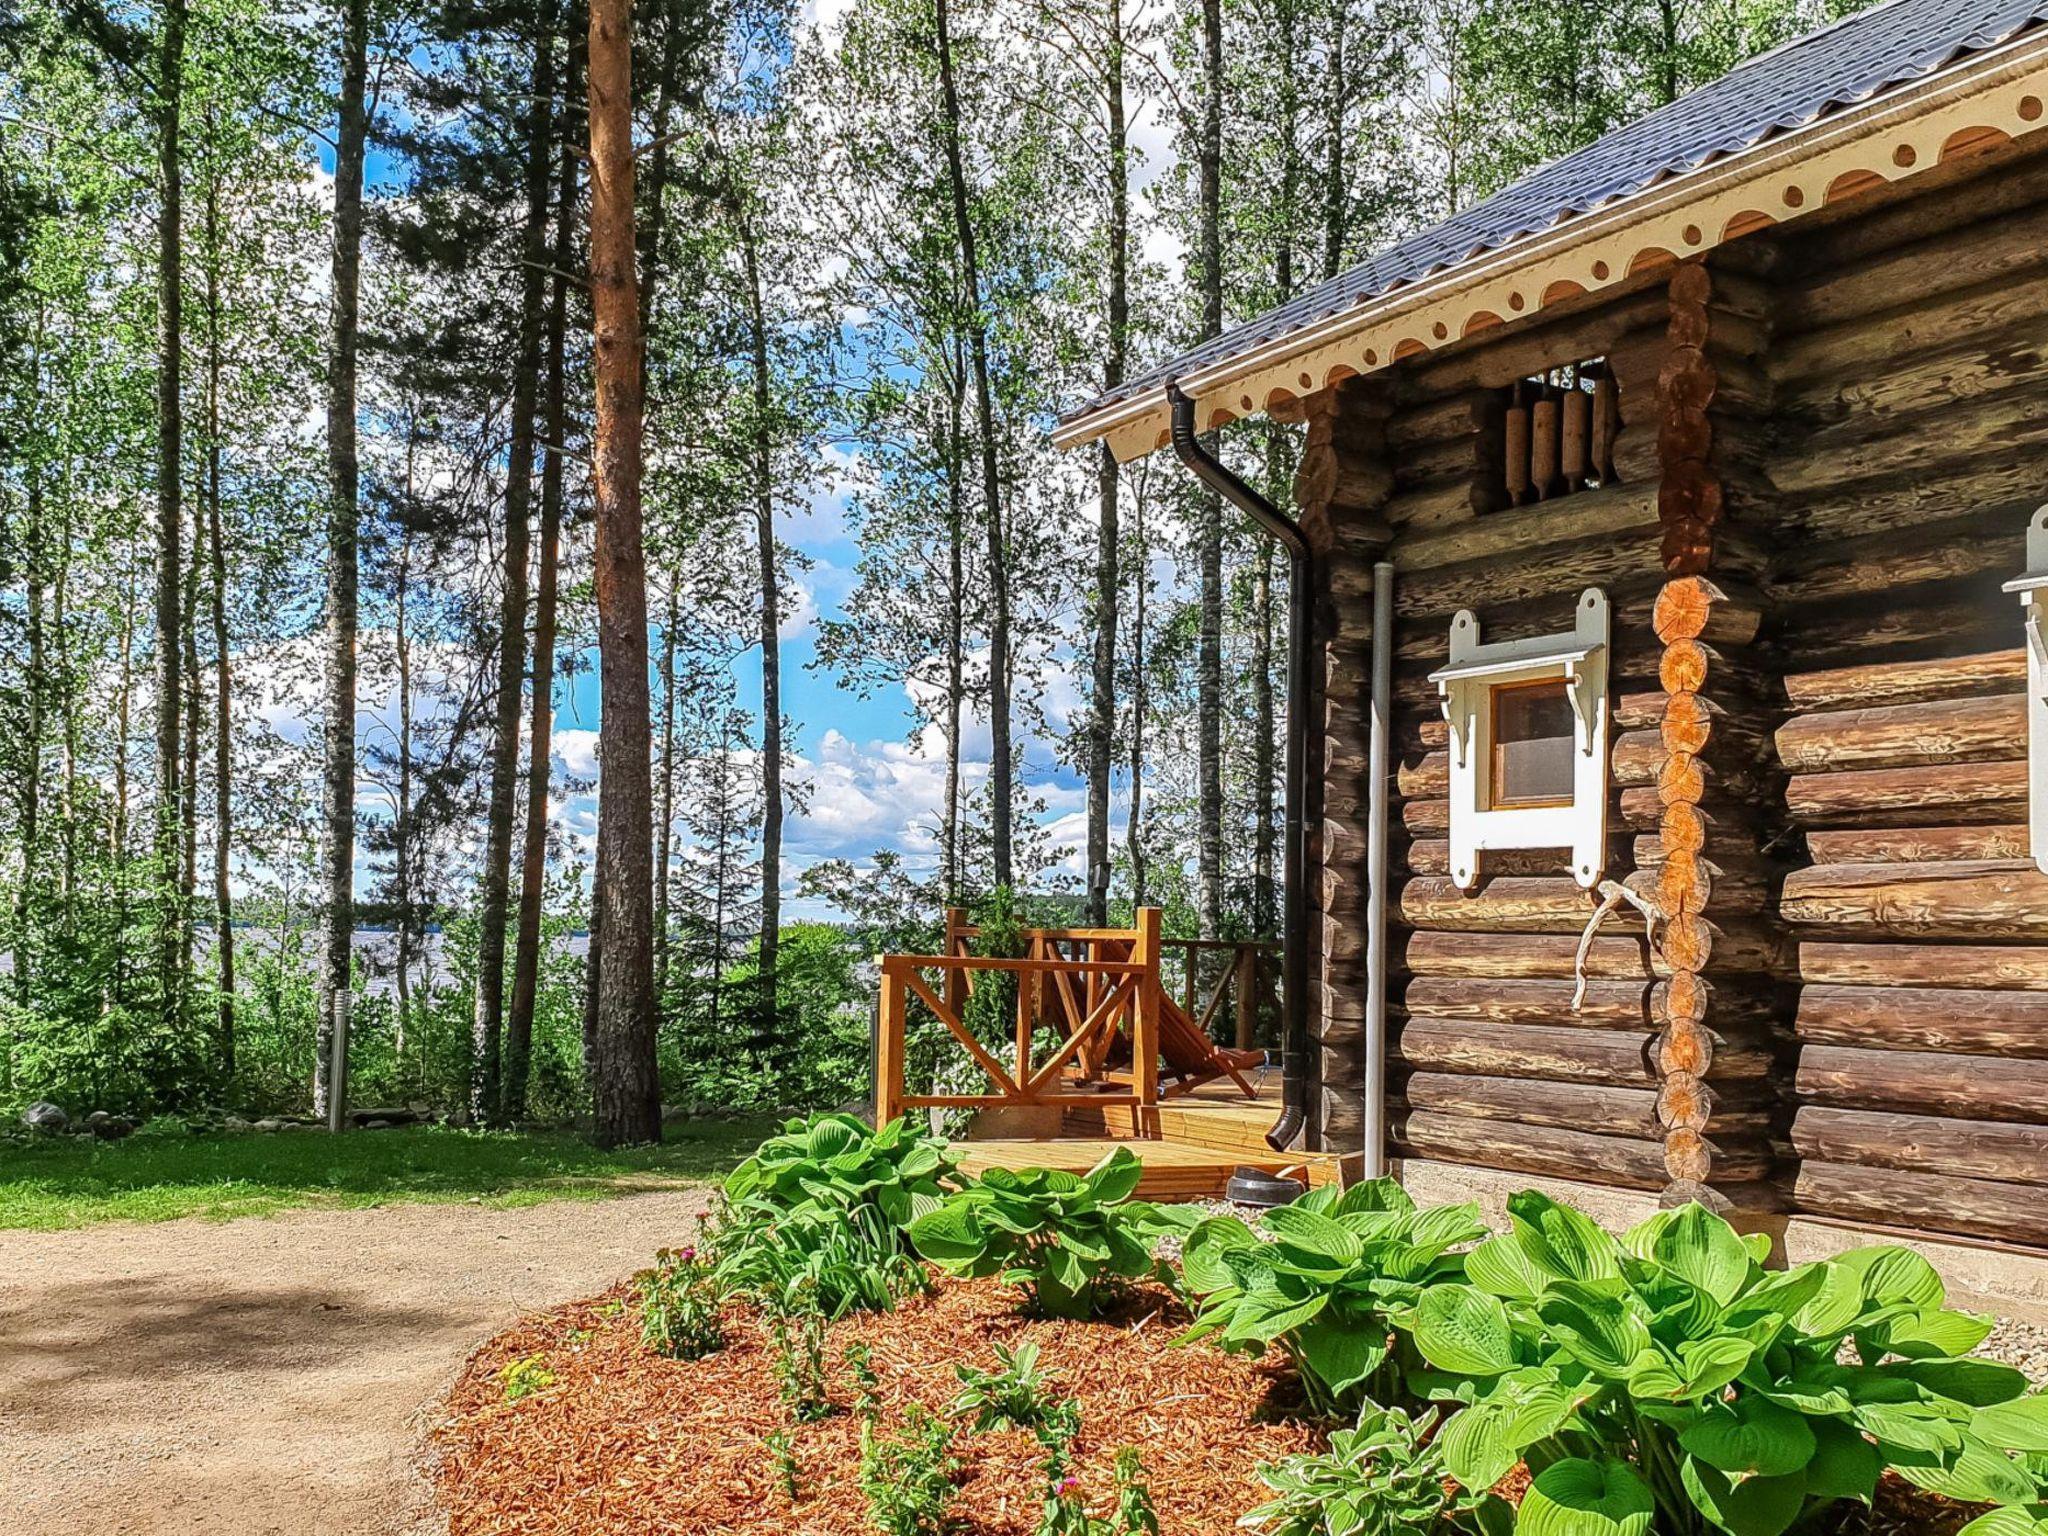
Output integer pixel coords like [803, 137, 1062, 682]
[1364, 560, 1393, 1178]
[1166, 383, 1315, 1152]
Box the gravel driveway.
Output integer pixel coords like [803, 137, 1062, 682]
[0, 1191, 711, 1535]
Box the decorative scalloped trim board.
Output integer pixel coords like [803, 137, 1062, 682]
[2009, 507, 2048, 876]
[1430, 589, 1611, 890]
[1058, 32, 2048, 463]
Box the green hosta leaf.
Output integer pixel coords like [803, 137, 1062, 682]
[1790, 1262, 1865, 1339]
[907, 1201, 985, 1263]
[1894, 1436, 2043, 1507]
[1679, 1458, 1807, 1536]
[1678, 1395, 1816, 1478]
[1406, 1201, 1488, 1254]
[1182, 1217, 1259, 1296]
[804, 1115, 864, 1160]
[1439, 1376, 1580, 1490]
[1263, 1205, 1366, 1267]
[1103, 1219, 1154, 1278]
[1083, 1147, 1144, 1206]
[1758, 1370, 1853, 1417]
[1978, 1396, 2048, 1454]
[1806, 1418, 1882, 1504]
[1333, 1177, 1415, 1217]
[1412, 1285, 1517, 1376]
[1677, 1335, 1755, 1398]
[1517, 1458, 1654, 1536]
[1293, 1317, 1388, 1395]
[1894, 1357, 2032, 1408]
[1628, 1202, 1753, 1306]
[1540, 1283, 1652, 1376]
[1052, 1224, 1110, 1263]
[1509, 1192, 1624, 1285]
[1957, 1507, 2048, 1536]
[1837, 1246, 1946, 1313]
[1226, 1289, 1330, 1344]
[1854, 1400, 1965, 1455]
[1043, 1238, 1089, 1297]
[1878, 1307, 1998, 1359]
[1728, 1264, 1826, 1326]
[1467, 1230, 1551, 1301]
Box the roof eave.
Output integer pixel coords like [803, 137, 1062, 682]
[1054, 30, 2048, 464]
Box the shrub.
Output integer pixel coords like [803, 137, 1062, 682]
[636, 1243, 725, 1360]
[860, 1404, 960, 1536]
[768, 1302, 833, 1423]
[1406, 1192, 2048, 1536]
[712, 1197, 932, 1318]
[1177, 1178, 1484, 1415]
[907, 1146, 1163, 1319]
[1240, 1404, 1500, 1536]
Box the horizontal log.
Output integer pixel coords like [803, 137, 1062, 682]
[1780, 583, 2017, 670]
[1791, 1160, 2048, 1249]
[1797, 941, 2048, 990]
[1399, 1016, 1772, 1084]
[1782, 649, 2027, 712]
[1795, 1042, 2048, 1122]
[1786, 445, 2048, 546]
[1391, 480, 1658, 575]
[1780, 860, 2048, 939]
[1766, 502, 2032, 605]
[1406, 975, 1656, 1031]
[1395, 1109, 1771, 1189]
[1401, 877, 1600, 934]
[1795, 983, 2048, 1058]
[1789, 1106, 2048, 1188]
[1783, 761, 2028, 827]
[1407, 289, 1669, 395]
[1404, 930, 1657, 981]
[1774, 695, 2024, 774]
[1401, 1073, 1666, 1138]
[1404, 841, 1578, 878]
[1803, 825, 2030, 863]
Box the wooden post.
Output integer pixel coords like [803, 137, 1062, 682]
[1234, 944, 1258, 1050]
[944, 905, 967, 1021]
[1016, 956, 1033, 1097]
[877, 960, 906, 1125]
[1132, 907, 1162, 1136]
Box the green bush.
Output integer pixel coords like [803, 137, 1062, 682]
[949, 1340, 1079, 1442]
[636, 1243, 725, 1360]
[1177, 1178, 1484, 1415]
[1404, 1192, 2048, 1536]
[725, 1111, 959, 1229]
[859, 1404, 960, 1536]
[907, 1146, 1163, 1319]
[1241, 1404, 1502, 1536]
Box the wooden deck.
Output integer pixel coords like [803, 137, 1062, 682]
[959, 1076, 1348, 1200]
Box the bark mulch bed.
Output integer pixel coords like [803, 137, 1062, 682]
[431, 1276, 1324, 1534]
[430, 1276, 1997, 1536]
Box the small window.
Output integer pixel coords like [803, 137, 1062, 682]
[1429, 589, 1612, 889]
[1502, 360, 1619, 506]
[1490, 679, 1576, 808]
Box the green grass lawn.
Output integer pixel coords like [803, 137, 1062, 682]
[0, 1117, 772, 1230]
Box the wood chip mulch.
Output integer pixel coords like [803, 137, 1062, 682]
[430, 1275, 1326, 1534]
[431, 1275, 1997, 1536]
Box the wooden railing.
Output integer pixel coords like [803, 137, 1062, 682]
[1161, 936, 1280, 1052]
[875, 909, 1164, 1129]
[874, 908, 1265, 1131]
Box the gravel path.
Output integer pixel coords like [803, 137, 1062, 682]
[0, 1190, 712, 1536]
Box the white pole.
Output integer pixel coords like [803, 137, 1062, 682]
[1363, 560, 1394, 1179]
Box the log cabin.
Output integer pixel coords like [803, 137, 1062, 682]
[1052, 0, 2048, 1290]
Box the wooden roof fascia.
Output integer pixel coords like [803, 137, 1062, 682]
[1059, 33, 2048, 465]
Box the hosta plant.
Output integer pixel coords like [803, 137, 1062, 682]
[1177, 1178, 1486, 1414]
[1240, 1404, 1507, 1536]
[724, 1112, 959, 1228]
[712, 1197, 931, 1317]
[906, 1146, 1163, 1318]
[1403, 1191, 2048, 1536]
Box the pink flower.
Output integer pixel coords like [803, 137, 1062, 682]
[679, 1246, 696, 1263]
[1057, 1476, 1082, 1498]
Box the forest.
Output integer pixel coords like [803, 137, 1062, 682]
[0, 0, 1860, 1140]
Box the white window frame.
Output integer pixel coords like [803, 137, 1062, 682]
[2005, 505, 2048, 876]
[1430, 588, 1611, 891]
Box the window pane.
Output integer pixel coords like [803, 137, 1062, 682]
[1493, 682, 1575, 806]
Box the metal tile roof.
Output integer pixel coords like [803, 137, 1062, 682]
[1065, 0, 2048, 432]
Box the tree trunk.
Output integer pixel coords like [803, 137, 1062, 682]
[314, 0, 368, 1123]
[205, 215, 233, 1076]
[505, 110, 572, 1120]
[479, 0, 558, 1125]
[943, 342, 966, 905]
[933, 0, 1011, 890]
[1084, 0, 1128, 928]
[1251, 531, 1275, 933]
[393, 516, 415, 1065]
[1126, 484, 1147, 909]
[1195, 0, 1224, 939]
[15, 420, 42, 1005]
[1322, 0, 1346, 278]
[154, 0, 187, 1027]
[731, 185, 783, 1035]
[653, 587, 678, 1002]
[586, 0, 660, 1147]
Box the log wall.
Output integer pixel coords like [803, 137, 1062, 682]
[1760, 152, 2048, 1249]
[1296, 141, 2048, 1249]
